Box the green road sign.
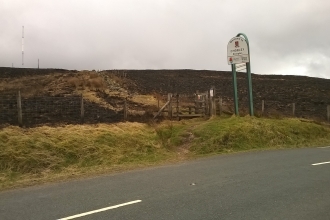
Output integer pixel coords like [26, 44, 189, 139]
[227, 33, 254, 116]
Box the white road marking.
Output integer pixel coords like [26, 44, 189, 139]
[312, 161, 330, 166]
[318, 146, 330, 149]
[57, 200, 142, 220]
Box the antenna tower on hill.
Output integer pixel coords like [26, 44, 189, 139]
[22, 26, 24, 66]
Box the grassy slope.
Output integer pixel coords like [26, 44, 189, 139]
[0, 123, 174, 189]
[1, 117, 330, 190]
[189, 116, 330, 154]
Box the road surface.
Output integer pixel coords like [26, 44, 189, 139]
[0, 147, 329, 220]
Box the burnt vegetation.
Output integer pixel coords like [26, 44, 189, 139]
[0, 67, 329, 127]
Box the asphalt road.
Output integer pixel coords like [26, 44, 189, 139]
[0, 147, 329, 220]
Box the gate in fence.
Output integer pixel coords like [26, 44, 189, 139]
[154, 89, 221, 120]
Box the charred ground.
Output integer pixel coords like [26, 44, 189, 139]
[0, 67, 329, 126]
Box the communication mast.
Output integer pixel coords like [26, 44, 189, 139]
[22, 26, 24, 66]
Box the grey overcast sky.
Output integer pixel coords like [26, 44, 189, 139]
[1, 0, 330, 78]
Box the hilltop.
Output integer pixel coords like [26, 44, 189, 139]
[0, 67, 329, 126]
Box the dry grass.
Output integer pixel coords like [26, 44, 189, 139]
[0, 74, 63, 97]
[0, 123, 176, 190]
[0, 71, 159, 115]
[66, 72, 106, 91]
[129, 95, 161, 106]
[78, 90, 120, 111]
[2, 110, 330, 190]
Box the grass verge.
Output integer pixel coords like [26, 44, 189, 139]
[0, 123, 175, 190]
[189, 116, 330, 154]
[1, 116, 330, 190]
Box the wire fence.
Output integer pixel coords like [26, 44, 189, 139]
[1, 92, 329, 127]
[252, 100, 330, 121]
[0, 94, 18, 126]
[158, 93, 330, 122]
[0, 93, 121, 127]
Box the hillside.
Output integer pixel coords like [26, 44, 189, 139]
[0, 67, 329, 126]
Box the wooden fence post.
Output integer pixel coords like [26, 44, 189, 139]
[195, 91, 199, 114]
[292, 103, 295, 116]
[212, 98, 216, 116]
[157, 98, 161, 116]
[80, 95, 84, 123]
[176, 94, 180, 119]
[124, 98, 128, 121]
[209, 87, 216, 116]
[219, 97, 223, 116]
[205, 94, 209, 116]
[168, 93, 172, 118]
[262, 100, 265, 116]
[327, 105, 330, 122]
[202, 95, 206, 117]
[17, 90, 22, 127]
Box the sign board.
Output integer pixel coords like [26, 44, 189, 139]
[227, 37, 249, 65]
[210, 89, 214, 97]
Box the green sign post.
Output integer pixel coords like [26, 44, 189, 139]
[231, 63, 239, 115]
[227, 33, 254, 116]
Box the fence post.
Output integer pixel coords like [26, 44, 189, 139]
[157, 98, 161, 116]
[205, 94, 209, 116]
[168, 93, 172, 118]
[262, 100, 264, 116]
[17, 90, 22, 127]
[176, 94, 180, 119]
[208, 90, 211, 116]
[80, 95, 84, 123]
[212, 98, 216, 116]
[202, 95, 206, 117]
[327, 105, 330, 122]
[124, 98, 128, 121]
[195, 91, 199, 114]
[292, 103, 295, 116]
[210, 87, 216, 116]
[219, 97, 223, 116]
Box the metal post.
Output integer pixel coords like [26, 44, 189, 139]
[231, 64, 239, 115]
[246, 62, 254, 116]
[22, 26, 24, 66]
[237, 33, 254, 116]
[262, 100, 264, 115]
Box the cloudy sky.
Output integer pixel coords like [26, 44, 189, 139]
[1, 0, 330, 78]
